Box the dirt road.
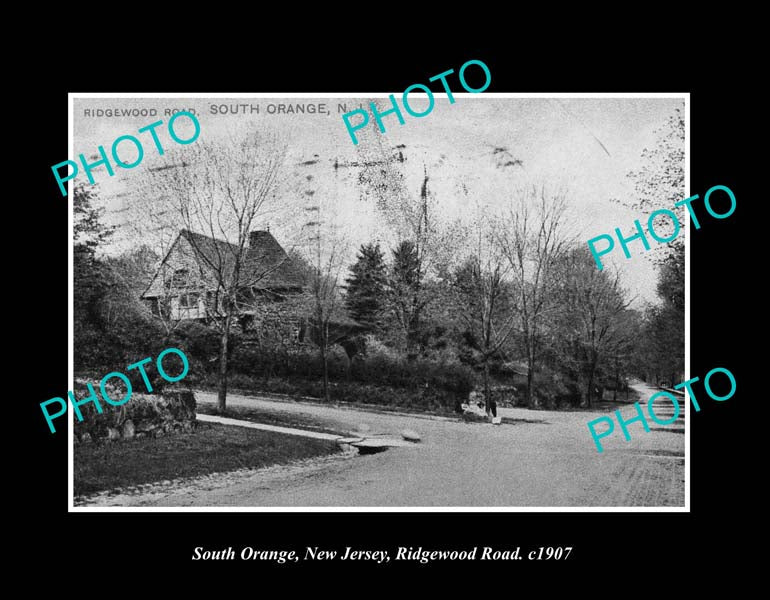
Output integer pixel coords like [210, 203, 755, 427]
[99, 382, 684, 508]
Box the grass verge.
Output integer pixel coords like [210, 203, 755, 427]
[74, 423, 341, 497]
[195, 385, 464, 418]
[196, 404, 348, 436]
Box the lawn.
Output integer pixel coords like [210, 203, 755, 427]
[74, 423, 341, 497]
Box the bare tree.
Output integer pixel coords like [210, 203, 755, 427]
[296, 170, 356, 403]
[604, 308, 643, 402]
[494, 187, 572, 408]
[141, 131, 288, 413]
[613, 107, 685, 258]
[307, 234, 351, 403]
[552, 247, 634, 406]
[118, 175, 193, 341]
[452, 219, 517, 416]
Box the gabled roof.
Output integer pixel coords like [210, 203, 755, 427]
[178, 229, 238, 275]
[243, 230, 305, 289]
[142, 229, 304, 298]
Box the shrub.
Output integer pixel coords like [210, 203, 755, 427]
[350, 349, 475, 397]
[529, 368, 582, 409]
[208, 346, 476, 413]
[226, 340, 475, 403]
[172, 321, 223, 366]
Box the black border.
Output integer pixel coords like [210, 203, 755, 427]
[27, 39, 746, 580]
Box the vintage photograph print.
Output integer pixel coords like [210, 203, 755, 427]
[68, 93, 687, 510]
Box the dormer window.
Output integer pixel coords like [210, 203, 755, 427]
[171, 268, 189, 288]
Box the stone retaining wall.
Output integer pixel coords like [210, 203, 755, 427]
[73, 378, 196, 443]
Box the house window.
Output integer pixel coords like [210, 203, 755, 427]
[179, 292, 200, 308]
[171, 292, 204, 320]
[171, 268, 189, 288]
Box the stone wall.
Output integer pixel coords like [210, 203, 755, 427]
[239, 289, 315, 348]
[73, 378, 197, 444]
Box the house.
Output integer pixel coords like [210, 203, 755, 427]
[142, 229, 309, 343]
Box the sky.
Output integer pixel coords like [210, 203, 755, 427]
[72, 94, 686, 307]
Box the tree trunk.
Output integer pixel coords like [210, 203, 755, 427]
[526, 358, 534, 409]
[483, 360, 492, 417]
[217, 316, 232, 415]
[585, 350, 599, 409]
[405, 321, 417, 361]
[321, 342, 329, 403]
[524, 330, 538, 409]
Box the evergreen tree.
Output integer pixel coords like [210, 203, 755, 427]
[73, 184, 113, 318]
[74, 183, 113, 253]
[73, 184, 116, 368]
[389, 240, 426, 354]
[344, 242, 387, 330]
